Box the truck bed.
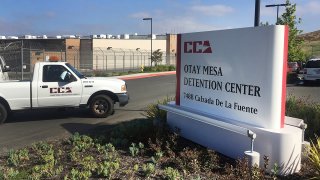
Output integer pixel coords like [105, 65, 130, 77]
[0, 81, 31, 110]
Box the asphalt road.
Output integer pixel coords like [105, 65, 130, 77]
[0, 75, 319, 154]
[287, 83, 320, 103]
[0, 75, 176, 154]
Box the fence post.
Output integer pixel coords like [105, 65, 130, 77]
[21, 40, 24, 80]
[60, 50, 63, 61]
[98, 48, 105, 70]
[106, 55, 108, 70]
[96, 55, 98, 70]
[113, 51, 116, 70]
[43, 49, 45, 62]
[132, 52, 134, 70]
[123, 52, 125, 72]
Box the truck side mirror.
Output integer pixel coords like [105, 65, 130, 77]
[2, 65, 10, 72]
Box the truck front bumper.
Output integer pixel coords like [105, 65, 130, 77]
[116, 93, 129, 107]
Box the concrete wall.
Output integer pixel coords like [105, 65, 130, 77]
[166, 34, 177, 65]
[79, 39, 93, 69]
[65, 39, 80, 68]
[92, 39, 166, 51]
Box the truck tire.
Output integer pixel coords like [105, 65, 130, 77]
[0, 103, 8, 124]
[90, 95, 114, 118]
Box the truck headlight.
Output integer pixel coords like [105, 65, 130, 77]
[121, 84, 127, 92]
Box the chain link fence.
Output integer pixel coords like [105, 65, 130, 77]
[0, 41, 176, 80]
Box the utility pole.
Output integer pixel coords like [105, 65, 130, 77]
[265, 3, 289, 24]
[254, 0, 260, 27]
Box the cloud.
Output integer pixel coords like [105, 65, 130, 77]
[129, 12, 151, 19]
[130, 3, 234, 34]
[190, 5, 234, 16]
[297, 1, 320, 15]
[45, 12, 56, 18]
[154, 17, 228, 33]
[0, 19, 34, 35]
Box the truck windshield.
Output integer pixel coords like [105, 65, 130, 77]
[66, 63, 86, 79]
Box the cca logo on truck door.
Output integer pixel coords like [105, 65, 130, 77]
[50, 87, 72, 93]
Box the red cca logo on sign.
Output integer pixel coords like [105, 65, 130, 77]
[184, 41, 212, 53]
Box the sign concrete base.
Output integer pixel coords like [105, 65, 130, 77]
[164, 103, 303, 175]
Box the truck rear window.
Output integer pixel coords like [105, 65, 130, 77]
[306, 60, 320, 68]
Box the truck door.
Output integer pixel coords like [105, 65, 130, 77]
[37, 64, 83, 107]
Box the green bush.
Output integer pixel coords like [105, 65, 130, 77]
[143, 65, 176, 72]
[142, 163, 155, 177]
[97, 161, 120, 178]
[286, 96, 320, 139]
[143, 96, 175, 125]
[164, 167, 181, 180]
[68, 132, 94, 152]
[0, 167, 20, 179]
[7, 150, 20, 167]
[68, 168, 92, 180]
[129, 143, 139, 157]
[308, 137, 320, 179]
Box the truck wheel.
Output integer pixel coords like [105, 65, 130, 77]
[90, 95, 114, 118]
[0, 103, 8, 124]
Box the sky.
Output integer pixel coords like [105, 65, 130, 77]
[0, 0, 319, 36]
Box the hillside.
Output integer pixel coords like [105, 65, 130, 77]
[299, 30, 320, 41]
[298, 30, 320, 58]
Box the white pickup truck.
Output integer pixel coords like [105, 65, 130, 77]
[0, 61, 129, 123]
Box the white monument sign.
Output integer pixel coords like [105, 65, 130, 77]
[176, 25, 288, 129]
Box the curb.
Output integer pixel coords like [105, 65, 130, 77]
[117, 71, 176, 80]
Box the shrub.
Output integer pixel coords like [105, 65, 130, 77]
[32, 142, 55, 164]
[143, 96, 175, 126]
[142, 163, 155, 177]
[151, 150, 164, 164]
[7, 150, 20, 167]
[177, 147, 201, 173]
[7, 148, 29, 167]
[308, 136, 320, 179]
[129, 143, 139, 157]
[68, 168, 92, 180]
[105, 143, 115, 152]
[164, 167, 181, 180]
[97, 161, 120, 178]
[79, 156, 97, 172]
[0, 167, 20, 179]
[199, 149, 220, 171]
[143, 65, 176, 72]
[69, 132, 94, 152]
[286, 96, 320, 139]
